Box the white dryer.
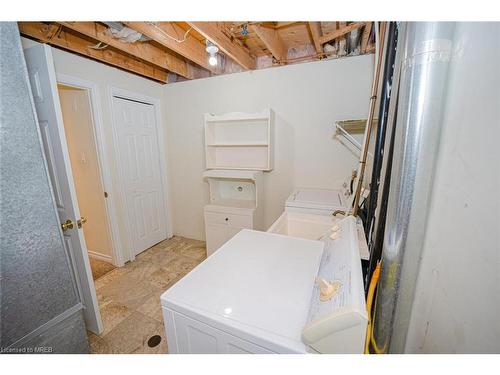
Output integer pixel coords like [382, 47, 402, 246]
[161, 216, 367, 354]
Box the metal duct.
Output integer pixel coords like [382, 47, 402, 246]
[371, 22, 455, 353]
[102, 22, 151, 42]
[347, 28, 361, 55]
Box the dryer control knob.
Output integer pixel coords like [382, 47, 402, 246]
[330, 232, 341, 240]
[317, 278, 342, 301]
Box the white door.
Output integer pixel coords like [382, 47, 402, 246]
[113, 97, 167, 256]
[24, 44, 103, 334]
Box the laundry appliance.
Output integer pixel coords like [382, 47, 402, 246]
[284, 187, 351, 216]
[268, 188, 369, 260]
[161, 216, 367, 354]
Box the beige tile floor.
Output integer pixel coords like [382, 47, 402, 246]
[89, 257, 116, 280]
[87, 236, 207, 354]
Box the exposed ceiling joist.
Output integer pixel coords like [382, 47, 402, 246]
[19, 21, 376, 83]
[319, 22, 366, 45]
[187, 22, 256, 70]
[308, 22, 323, 54]
[57, 21, 192, 79]
[274, 22, 299, 29]
[361, 22, 373, 53]
[18, 22, 168, 83]
[123, 22, 217, 74]
[251, 24, 287, 63]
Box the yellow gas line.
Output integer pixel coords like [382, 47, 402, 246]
[364, 261, 382, 354]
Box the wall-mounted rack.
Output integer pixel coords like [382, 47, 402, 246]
[335, 118, 377, 158]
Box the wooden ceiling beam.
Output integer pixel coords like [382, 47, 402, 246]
[251, 24, 287, 63]
[361, 22, 373, 53]
[123, 22, 217, 73]
[319, 22, 366, 45]
[274, 22, 299, 29]
[18, 22, 167, 83]
[308, 22, 323, 54]
[187, 22, 256, 70]
[366, 44, 376, 53]
[57, 21, 192, 79]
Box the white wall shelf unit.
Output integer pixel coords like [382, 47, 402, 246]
[204, 109, 274, 171]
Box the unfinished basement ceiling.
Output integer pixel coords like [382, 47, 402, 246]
[18, 21, 376, 84]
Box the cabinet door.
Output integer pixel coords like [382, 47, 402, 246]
[205, 223, 228, 256]
[226, 226, 245, 242]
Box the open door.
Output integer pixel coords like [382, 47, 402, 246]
[24, 44, 103, 334]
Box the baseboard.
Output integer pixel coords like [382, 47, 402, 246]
[87, 250, 113, 263]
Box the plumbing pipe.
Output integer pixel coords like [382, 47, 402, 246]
[370, 22, 455, 353]
[351, 22, 386, 217]
[364, 94, 399, 292]
[364, 22, 399, 238]
[364, 261, 382, 353]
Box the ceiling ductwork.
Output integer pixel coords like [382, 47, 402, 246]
[102, 22, 151, 43]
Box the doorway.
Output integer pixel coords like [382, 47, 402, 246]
[57, 83, 116, 279]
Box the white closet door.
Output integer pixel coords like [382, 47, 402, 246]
[113, 97, 167, 255]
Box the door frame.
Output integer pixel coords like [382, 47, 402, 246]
[56, 74, 124, 267]
[107, 85, 172, 262]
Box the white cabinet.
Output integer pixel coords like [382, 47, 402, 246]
[205, 223, 227, 255]
[203, 170, 264, 256]
[204, 110, 274, 171]
[203, 110, 271, 255]
[204, 208, 255, 257]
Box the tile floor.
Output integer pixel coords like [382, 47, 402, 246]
[89, 257, 116, 280]
[87, 236, 206, 354]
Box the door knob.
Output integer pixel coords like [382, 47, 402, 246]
[77, 217, 87, 229]
[61, 219, 74, 232]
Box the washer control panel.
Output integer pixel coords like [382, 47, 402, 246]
[301, 215, 367, 353]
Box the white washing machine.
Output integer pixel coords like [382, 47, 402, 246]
[284, 187, 351, 216]
[268, 188, 369, 260]
[161, 216, 367, 354]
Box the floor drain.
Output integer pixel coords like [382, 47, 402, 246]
[147, 335, 162, 348]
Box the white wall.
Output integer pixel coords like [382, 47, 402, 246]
[22, 37, 374, 245]
[163, 55, 374, 240]
[59, 85, 113, 260]
[22, 37, 166, 263]
[404, 22, 500, 353]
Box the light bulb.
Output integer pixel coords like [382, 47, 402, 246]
[208, 55, 217, 66]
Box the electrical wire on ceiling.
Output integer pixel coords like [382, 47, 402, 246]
[44, 23, 63, 42]
[147, 22, 192, 43]
[88, 41, 108, 50]
[240, 24, 249, 36]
